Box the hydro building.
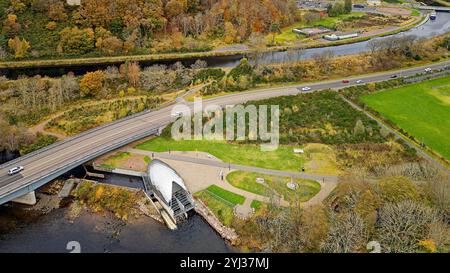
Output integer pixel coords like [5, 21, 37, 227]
[144, 159, 195, 223]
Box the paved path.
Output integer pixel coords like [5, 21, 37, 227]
[127, 148, 338, 183]
[126, 148, 338, 208]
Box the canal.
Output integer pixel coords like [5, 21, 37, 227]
[1, 12, 449, 79]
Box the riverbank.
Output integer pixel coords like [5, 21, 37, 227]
[0, 13, 427, 71]
[0, 179, 234, 253]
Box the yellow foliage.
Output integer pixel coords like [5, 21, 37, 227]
[95, 185, 104, 200]
[419, 239, 437, 253]
[8, 36, 30, 58]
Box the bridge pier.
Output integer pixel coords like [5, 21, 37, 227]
[12, 191, 37, 205]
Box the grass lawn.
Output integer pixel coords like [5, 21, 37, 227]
[136, 137, 304, 171]
[194, 185, 245, 226]
[97, 151, 151, 171]
[361, 76, 450, 161]
[194, 190, 235, 226]
[205, 185, 245, 205]
[273, 12, 365, 44]
[226, 171, 321, 202]
[250, 200, 264, 212]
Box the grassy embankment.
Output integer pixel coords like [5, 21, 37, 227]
[361, 76, 450, 161]
[97, 151, 151, 171]
[194, 185, 245, 226]
[136, 138, 305, 172]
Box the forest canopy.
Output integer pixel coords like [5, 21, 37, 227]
[0, 0, 300, 58]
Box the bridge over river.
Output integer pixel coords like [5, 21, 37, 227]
[1, 60, 450, 206]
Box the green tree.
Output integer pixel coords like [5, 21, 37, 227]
[269, 23, 281, 45]
[344, 0, 352, 14]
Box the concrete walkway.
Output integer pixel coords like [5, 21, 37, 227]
[125, 148, 339, 210]
[127, 148, 338, 183]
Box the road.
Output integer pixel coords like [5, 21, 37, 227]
[1, 60, 449, 204]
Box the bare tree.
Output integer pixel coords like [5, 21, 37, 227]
[377, 200, 443, 253]
[321, 211, 367, 253]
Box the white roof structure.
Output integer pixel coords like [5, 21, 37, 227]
[147, 160, 188, 203]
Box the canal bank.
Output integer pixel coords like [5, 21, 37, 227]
[0, 12, 449, 79]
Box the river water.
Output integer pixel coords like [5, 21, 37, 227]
[0, 205, 235, 253]
[246, 12, 450, 67]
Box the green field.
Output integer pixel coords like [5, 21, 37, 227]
[361, 76, 450, 161]
[136, 138, 304, 171]
[227, 171, 321, 202]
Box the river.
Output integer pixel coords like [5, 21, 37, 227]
[1, 12, 449, 79]
[0, 203, 235, 253]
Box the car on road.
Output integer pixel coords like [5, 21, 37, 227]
[171, 111, 183, 118]
[390, 75, 398, 78]
[356, 80, 364, 84]
[301, 86, 311, 91]
[342, 80, 349, 84]
[8, 166, 24, 175]
[424, 68, 432, 73]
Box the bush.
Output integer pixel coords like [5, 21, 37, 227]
[375, 176, 422, 204]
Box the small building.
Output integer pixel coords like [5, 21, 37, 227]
[145, 159, 195, 223]
[323, 32, 359, 41]
[367, 0, 381, 6]
[293, 26, 332, 37]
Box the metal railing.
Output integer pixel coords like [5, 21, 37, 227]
[0, 127, 160, 201]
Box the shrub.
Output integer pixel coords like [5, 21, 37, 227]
[375, 176, 422, 204]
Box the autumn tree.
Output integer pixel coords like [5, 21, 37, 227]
[80, 71, 105, 97]
[79, 0, 113, 27]
[223, 22, 237, 44]
[58, 27, 95, 54]
[2, 14, 21, 38]
[8, 36, 30, 58]
[121, 62, 141, 87]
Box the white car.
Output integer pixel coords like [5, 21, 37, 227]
[301, 86, 311, 91]
[8, 166, 24, 175]
[424, 68, 432, 73]
[171, 111, 182, 118]
[356, 80, 364, 84]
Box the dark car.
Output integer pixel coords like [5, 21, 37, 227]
[342, 80, 349, 83]
[390, 75, 398, 78]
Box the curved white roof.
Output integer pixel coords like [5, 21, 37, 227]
[147, 159, 187, 203]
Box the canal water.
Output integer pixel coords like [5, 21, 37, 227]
[1, 12, 449, 79]
[0, 204, 235, 253]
